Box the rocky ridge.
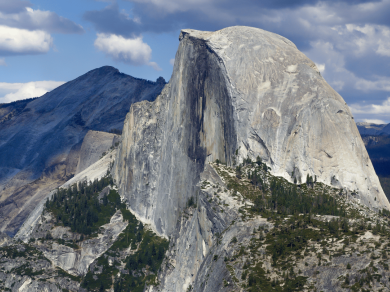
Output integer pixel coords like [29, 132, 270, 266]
[357, 122, 390, 136]
[0, 67, 165, 237]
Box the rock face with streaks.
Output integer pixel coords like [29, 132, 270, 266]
[43, 210, 127, 276]
[75, 130, 120, 174]
[114, 26, 389, 241]
[14, 148, 117, 243]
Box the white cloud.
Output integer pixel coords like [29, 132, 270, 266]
[170, 58, 175, 66]
[0, 0, 32, 14]
[315, 63, 325, 73]
[0, 81, 64, 103]
[0, 25, 52, 55]
[377, 30, 390, 57]
[306, 37, 390, 94]
[94, 33, 160, 70]
[131, 0, 211, 14]
[148, 61, 161, 71]
[356, 78, 390, 92]
[349, 97, 390, 121]
[0, 7, 84, 34]
[305, 40, 353, 91]
[362, 119, 386, 124]
[336, 24, 390, 58]
[0, 58, 6, 66]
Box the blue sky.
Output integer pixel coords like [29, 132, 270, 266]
[0, 0, 390, 123]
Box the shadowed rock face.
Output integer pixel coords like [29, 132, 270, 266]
[114, 30, 238, 237]
[0, 66, 165, 236]
[75, 130, 120, 175]
[114, 26, 389, 239]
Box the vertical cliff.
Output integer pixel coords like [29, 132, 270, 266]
[114, 26, 389, 239]
[114, 33, 238, 236]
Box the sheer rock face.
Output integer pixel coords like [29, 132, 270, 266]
[114, 29, 238, 236]
[115, 26, 389, 238]
[75, 130, 119, 175]
[43, 210, 127, 276]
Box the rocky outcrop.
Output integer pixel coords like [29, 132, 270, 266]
[14, 148, 117, 243]
[149, 164, 253, 291]
[43, 210, 127, 276]
[114, 26, 389, 242]
[0, 66, 165, 237]
[75, 130, 120, 174]
[0, 232, 11, 247]
[0, 241, 81, 292]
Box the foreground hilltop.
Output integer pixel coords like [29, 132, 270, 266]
[357, 122, 390, 200]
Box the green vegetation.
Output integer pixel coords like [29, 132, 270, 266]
[56, 267, 81, 282]
[45, 175, 118, 236]
[81, 208, 169, 292]
[10, 263, 44, 277]
[220, 157, 347, 220]
[212, 158, 390, 291]
[35, 174, 170, 291]
[0, 244, 47, 261]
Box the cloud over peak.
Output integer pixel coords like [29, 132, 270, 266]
[94, 33, 161, 70]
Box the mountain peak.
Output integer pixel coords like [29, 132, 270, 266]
[84, 65, 120, 76]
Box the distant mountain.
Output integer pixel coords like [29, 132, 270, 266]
[356, 122, 390, 136]
[357, 122, 390, 176]
[0, 97, 38, 123]
[0, 66, 165, 236]
[357, 122, 390, 200]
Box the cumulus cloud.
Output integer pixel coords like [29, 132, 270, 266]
[94, 33, 160, 69]
[148, 61, 162, 71]
[80, 0, 390, 121]
[0, 1, 83, 56]
[362, 119, 386, 124]
[0, 0, 31, 14]
[349, 97, 390, 122]
[0, 81, 65, 103]
[0, 7, 84, 34]
[356, 78, 390, 92]
[0, 25, 52, 56]
[315, 63, 325, 73]
[84, 3, 155, 37]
